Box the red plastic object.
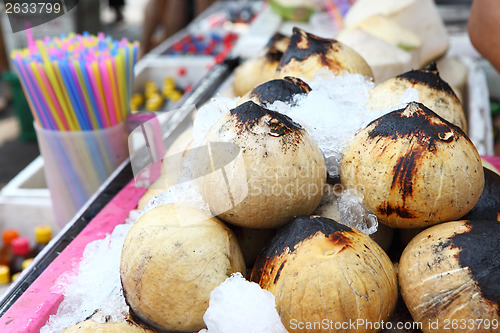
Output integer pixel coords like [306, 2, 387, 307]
[177, 67, 187, 76]
[11, 238, 30, 256]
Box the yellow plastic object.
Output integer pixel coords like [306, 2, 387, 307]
[144, 80, 159, 99]
[130, 93, 145, 111]
[35, 225, 52, 244]
[11, 272, 19, 282]
[22, 258, 33, 270]
[165, 90, 182, 102]
[145, 93, 164, 111]
[0, 265, 10, 284]
[163, 77, 175, 92]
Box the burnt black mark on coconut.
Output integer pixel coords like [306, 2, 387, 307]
[250, 254, 281, 285]
[443, 220, 500, 314]
[367, 102, 460, 144]
[249, 76, 311, 105]
[273, 261, 286, 284]
[121, 285, 160, 333]
[328, 232, 353, 247]
[127, 307, 165, 333]
[329, 232, 353, 253]
[125, 313, 158, 332]
[231, 101, 303, 138]
[462, 167, 500, 221]
[258, 215, 353, 258]
[397, 62, 457, 98]
[368, 102, 461, 218]
[378, 203, 415, 219]
[278, 27, 339, 69]
[393, 150, 418, 197]
[251, 215, 354, 284]
[266, 32, 289, 49]
[265, 48, 284, 62]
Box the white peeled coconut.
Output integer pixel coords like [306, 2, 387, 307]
[336, 27, 413, 83]
[199, 101, 326, 228]
[366, 63, 468, 132]
[341, 102, 484, 228]
[351, 14, 421, 51]
[120, 204, 246, 332]
[276, 27, 373, 81]
[344, 0, 449, 68]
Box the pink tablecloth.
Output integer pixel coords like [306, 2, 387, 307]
[482, 155, 500, 172]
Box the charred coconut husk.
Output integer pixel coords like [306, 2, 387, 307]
[366, 63, 468, 132]
[341, 102, 483, 228]
[399, 219, 500, 332]
[200, 101, 326, 229]
[251, 215, 398, 333]
[276, 27, 373, 80]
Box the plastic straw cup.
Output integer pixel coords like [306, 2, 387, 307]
[34, 122, 129, 227]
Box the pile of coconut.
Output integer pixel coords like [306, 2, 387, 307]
[64, 27, 500, 333]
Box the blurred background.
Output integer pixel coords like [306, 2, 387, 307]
[0, 0, 148, 189]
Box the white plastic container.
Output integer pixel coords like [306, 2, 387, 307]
[0, 156, 58, 241]
[34, 122, 129, 227]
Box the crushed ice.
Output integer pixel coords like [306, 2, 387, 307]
[142, 180, 209, 214]
[40, 223, 132, 332]
[199, 273, 287, 333]
[338, 188, 378, 235]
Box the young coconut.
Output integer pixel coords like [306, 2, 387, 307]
[461, 167, 500, 221]
[199, 101, 326, 229]
[366, 63, 468, 132]
[276, 27, 373, 81]
[399, 219, 500, 332]
[233, 33, 290, 97]
[251, 215, 398, 333]
[237, 76, 311, 107]
[120, 204, 246, 332]
[341, 102, 484, 228]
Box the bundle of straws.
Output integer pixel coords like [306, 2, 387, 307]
[9, 33, 139, 224]
[11, 32, 139, 131]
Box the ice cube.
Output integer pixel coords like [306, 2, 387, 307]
[193, 95, 237, 146]
[201, 273, 287, 333]
[268, 71, 387, 176]
[337, 188, 378, 235]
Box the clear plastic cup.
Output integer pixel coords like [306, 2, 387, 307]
[34, 122, 129, 227]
